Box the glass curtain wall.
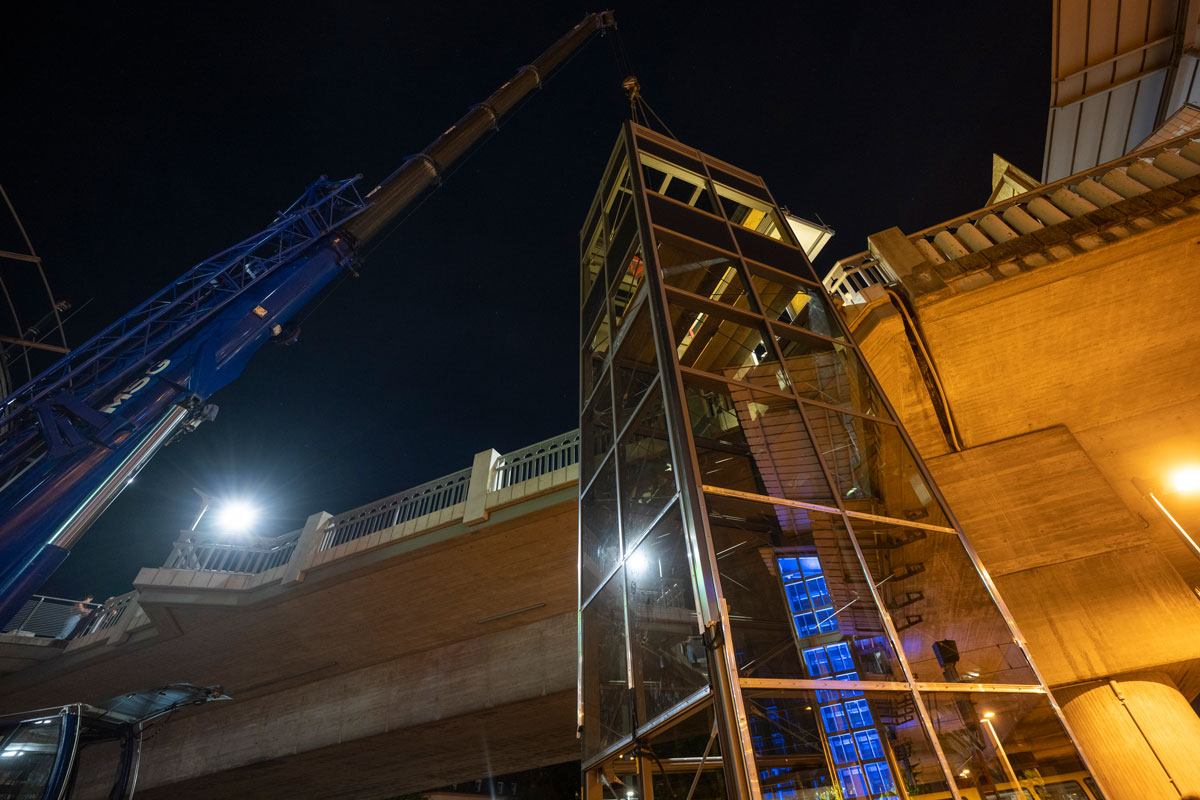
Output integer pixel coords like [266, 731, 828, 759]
[579, 123, 1099, 800]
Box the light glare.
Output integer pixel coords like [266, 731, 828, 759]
[215, 501, 259, 532]
[1169, 466, 1200, 494]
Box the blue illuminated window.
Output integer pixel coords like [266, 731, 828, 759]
[827, 642, 854, 672]
[864, 761, 894, 793]
[820, 704, 848, 733]
[803, 647, 831, 677]
[844, 698, 873, 728]
[799, 557, 822, 576]
[806, 576, 831, 606]
[777, 557, 799, 578]
[829, 734, 856, 765]
[836, 766, 867, 798]
[835, 673, 863, 697]
[854, 730, 885, 760]
[793, 612, 818, 637]
[816, 611, 839, 634]
[786, 583, 812, 611]
[816, 689, 839, 703]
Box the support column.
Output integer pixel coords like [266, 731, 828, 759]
[281, 511, 333, 586]
[463, 448, 501, 525]
[1056, 671, 1200, 799]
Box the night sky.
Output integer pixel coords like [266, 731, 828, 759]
[2, 3, 1049, 601]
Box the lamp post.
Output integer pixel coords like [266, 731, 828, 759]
[1132, 473, 1200, 563]
[980, 712, 1021, 793]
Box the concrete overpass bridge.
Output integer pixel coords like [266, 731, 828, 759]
[0, 432, 581, 799]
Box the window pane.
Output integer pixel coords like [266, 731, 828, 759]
[852, 517, 1037, 685]
[920, 692, 1093, 796]
[581, 568, 630, 759]
[610, 249, 646, 332]
[733, 226, 815, 280]
[581, 373, 613, 489]
[582, 220, 606, 300]
[655, 229, 751, 310]
[643, 702, 730, 800]
[612, 305, 660, 430]
[581, 453, 621, 601]
[669, 298, 784, 389]
[748, 262, 843, 340]
[743, 690, 951, 800]
[804, 405, 947, 527]
[774, 322, 886, 416]
[618, 387, 677, 550]
[626, 503, 707, 722]
[703, 494, 902, 682]
[646, 193, 735, 250]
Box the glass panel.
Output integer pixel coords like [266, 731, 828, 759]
[703, 493, 901, 682]
[747, 262, 843, 339]
[0, 715, 63, 799]
[610, 249, 646, 332]
[655, 229, 752, 310]
[682, 372, 836, 505]
[606, 205, 638, 292]
[638, 151, 718, 215]
[850, 517, 1037, 685]
[618, 387, 677, 549]
[668, 297, 785, 389]
[581, 453, 621, 602]
[582, 568, 631, 760]
[804, 406, 947, 526]
[708, 168, 771, 203]
[646, 193, 735, 250]
[773, 322, 886, 416]
[922, 692, 1092, 798]
[627, 503, 707, 722]
[581, 373, 613, 489]
[742, 690, 951, 800]
[605, 163, 634, 238]
[644, 703, 729, 800]
[612, 305, 659, 429]
[582, 310, 612, 415]
[583, 220, 607, 300]
[732, 226, 815, 281]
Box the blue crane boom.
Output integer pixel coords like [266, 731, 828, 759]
[0, 11, 615, 626]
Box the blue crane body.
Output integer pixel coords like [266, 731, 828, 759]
[0, 12, 615, 627]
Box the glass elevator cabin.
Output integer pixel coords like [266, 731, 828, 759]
[577, 123, 1101, 800]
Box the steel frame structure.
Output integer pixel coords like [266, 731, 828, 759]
[577, 123, 1104, 800]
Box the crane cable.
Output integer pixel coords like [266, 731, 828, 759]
[607, 22, 678, 139]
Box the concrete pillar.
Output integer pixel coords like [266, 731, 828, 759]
[1100, 169, 1152, 198]
[976, 213, 1018, 243]
[1049, 187, 1099, 218]
[464, 448, 501, 525]
[1026, 196, 1070, 225]
[1074, 178, 1123, 207]
[1001, 204, 1042, 234]
[1127, 160, 1178, 189]
[281, 511, 334, 586]
[866, 227, 926, 279]
[1154, 151, 1200, 180]
[955, 222, 993, 252]
[932, 230, 969, 260]
[1056, 671, 1200, 800]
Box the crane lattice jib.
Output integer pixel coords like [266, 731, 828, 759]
[0, 177, 367, 444]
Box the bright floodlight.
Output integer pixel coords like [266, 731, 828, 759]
[627, 550, 650, 576]
[215, 501, 259, 532]
[1169, 466, 1200, 495]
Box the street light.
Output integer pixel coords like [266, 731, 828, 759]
[980, 711, 1021, 793]
[1132, 474, 1200, 562]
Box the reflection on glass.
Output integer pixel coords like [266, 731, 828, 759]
[804, 406, 947, 526]
[605, 164, 634, 235]
[704, 493, 899, 682]
[582, 568, 631, 759]
[923, 692, 1092, 798]
[683, 373, 835, 504]
[627, 503, 707, 723]
[612, 306, 659, 429]
[774, 322, 885, 416]
[606, 206, 638, 292]
[850, 518, 1037, 686]
[656, 228, 752, 310]
[669, 296, 785, 389]
[743, 690, 950, 800]
[581, 454, 621, 602]
[581, 373, 613, 489]
[748, 262, 842, 340]
[644, 702, 729, 800]
[619, 388, 677, 549]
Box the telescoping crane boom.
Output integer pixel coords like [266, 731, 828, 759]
[0, 12, 616, 627]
